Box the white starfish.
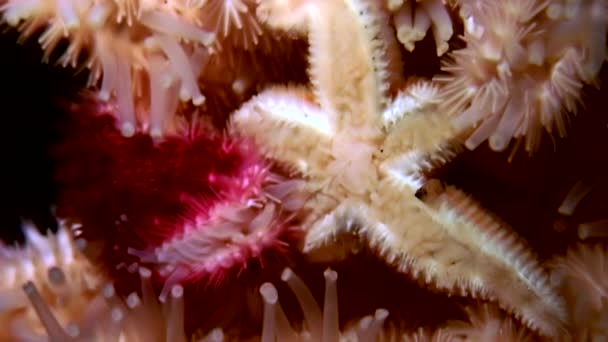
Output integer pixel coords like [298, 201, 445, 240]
[229, 0, 567, 337]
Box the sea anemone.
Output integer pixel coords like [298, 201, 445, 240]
[53, 106, 309, 292]
[554, 178, 608, 240]
[255, 267, 506, 341]
[436, 0, 608, 154]
[0, 219, 105, 340]
[2, 223, 545, 341]
[0, 218, 222, 341]
[386, 0, 455, 56]
[0, 0, 304, 139]
[195, 0, 270, 51]
[257, 267, 392, 341]
[22, 266, 195, 341]
[1, 0, 215, 138]
[550, 243, 608, 339]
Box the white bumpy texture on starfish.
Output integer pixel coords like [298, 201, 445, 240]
[230, 0, 568, 337]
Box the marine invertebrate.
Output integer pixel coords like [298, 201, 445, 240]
[5, 0, 608, 339]
[195, 0, 269, 51]
[0, 218, 184, 341]
[0, 0, 305, 139]
[0, 218, 230, 341]
[386, 0, 455, 56]
[436, 0, 608, 154]
[0, 0, 216, 137]
[550, 243, 608, 339]
[231, 0, 566, 336]
[258, 267, 392, 341]
[256, 267, 529, 341]
[443, 304, 535, 341]
[23, 265, 194, 342]
[0, 219, 104, 340]
[52, 102, 309, 294]
[554, 178, 608, 240]
[0, 218, 545, 341]
[128, 158, 309, 297]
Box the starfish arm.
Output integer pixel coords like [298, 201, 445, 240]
[301, 201, 362, 256]
[302, 200, 396, 261]
[257, 0, 395, 132]
[417, 186, 568, 337]
[304, 178, 568, 337]
[382, 81, 441, 129]
[379, 147, 460, 197]
[379, 151, 430, 193]
[381, 81, 459, 158]
[228, 85, 334, 175]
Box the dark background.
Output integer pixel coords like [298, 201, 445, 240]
[0, 27, 81, 243]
